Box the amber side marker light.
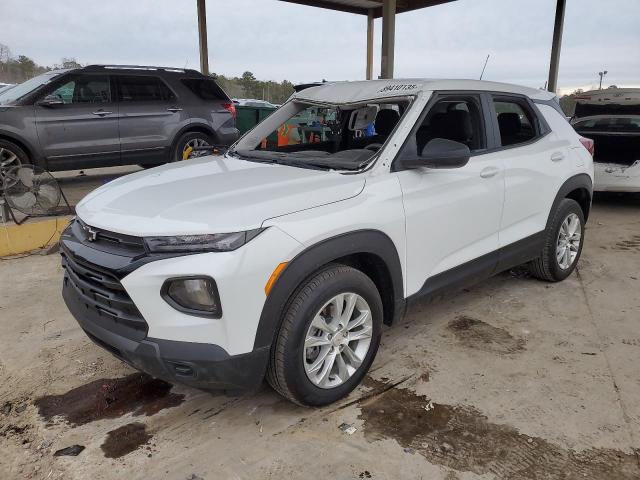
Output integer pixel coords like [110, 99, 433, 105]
[265, 262, 288, 296]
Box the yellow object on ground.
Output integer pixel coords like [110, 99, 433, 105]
[0, 216, 71, 257]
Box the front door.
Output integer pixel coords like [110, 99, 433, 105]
[35, 73, 120, 169]
[395, 94, 505, 297]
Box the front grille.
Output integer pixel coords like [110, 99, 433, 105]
[61, 244, 148, 339]
[75, 219, 146, 256]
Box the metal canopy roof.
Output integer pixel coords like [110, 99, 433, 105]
[278, 0, 456, 18]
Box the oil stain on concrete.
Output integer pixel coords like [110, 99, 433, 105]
[448, 316, 525, 354]
[358, 378, 639, 479]
[101, 422, 152, 458]
[34, 373, 184, 426]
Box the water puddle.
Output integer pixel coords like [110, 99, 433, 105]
[448, 316, 525, 354]
[34, 373, 184, 426]
[359, 378, 639, 478]
[101, 422, 152, 458]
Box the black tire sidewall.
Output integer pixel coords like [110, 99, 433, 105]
[281, 267, 383, 406]
[172, 132, 213, 162]
[547, 199, 585, 280]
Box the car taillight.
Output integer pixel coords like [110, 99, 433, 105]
[222, 102, 236, 120]
[579, 136, 594, 157]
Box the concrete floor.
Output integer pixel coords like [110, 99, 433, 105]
[1, 184, 639, 479]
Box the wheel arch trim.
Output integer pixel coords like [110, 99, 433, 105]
[548, 173, 593, 227]
[253, 229, 404, 351]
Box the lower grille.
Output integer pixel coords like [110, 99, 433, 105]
[61, 245, 148, 339]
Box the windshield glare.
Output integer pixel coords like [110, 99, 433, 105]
[0, 71, 64, 105]
[232, 99, 408, 171]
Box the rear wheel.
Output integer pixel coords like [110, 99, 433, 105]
[266, 264, 383, 406]
[528, 198, 585, 281]
[0, 139, 28, 189]
[172, 131, 214, 162]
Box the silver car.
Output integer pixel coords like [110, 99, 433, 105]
[0, 65, 238, 176]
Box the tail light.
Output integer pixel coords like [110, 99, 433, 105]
[579, 136, 595, 157]
[222, 102, 236, 120]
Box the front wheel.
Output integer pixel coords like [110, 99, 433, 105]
[528, 198, 585, 281]
[0, 139, 28, 189]
[266, 264, 383, 406]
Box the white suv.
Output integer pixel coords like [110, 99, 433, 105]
[61, 79, 594, 406]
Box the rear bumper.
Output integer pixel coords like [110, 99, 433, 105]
[63, 274, 269, 392]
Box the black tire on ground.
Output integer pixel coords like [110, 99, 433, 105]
[266, 264, 383, 406]
[528, 198, 585, 282]
[0, 138, 28, 188]
[171, 131, 214, 162]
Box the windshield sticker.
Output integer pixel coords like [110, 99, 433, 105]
[378, 84, 418, 93]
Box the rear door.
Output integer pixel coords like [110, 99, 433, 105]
[488, 94, 568, 252]
[115, 74, 188, 165]
[35, 73, 120, 169]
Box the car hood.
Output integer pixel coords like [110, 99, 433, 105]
[76, 155, 365, 236]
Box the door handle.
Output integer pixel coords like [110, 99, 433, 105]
[480, 166, 500, 179]
[167, 107, 183, 112]
[551, 151, 565, 162]
[92, 110, 112, 116]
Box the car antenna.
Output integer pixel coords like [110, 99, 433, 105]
[479, 54, 490, 80]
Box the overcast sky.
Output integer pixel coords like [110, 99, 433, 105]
[1, 0, 638, 93]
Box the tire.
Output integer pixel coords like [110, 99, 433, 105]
[172, 131, 214, 162]
[528, 198, 585, 282]
[266, 264, 383, 406]
[0, 139, 28, 189]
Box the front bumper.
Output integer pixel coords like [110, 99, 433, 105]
[63, 277, 269, 391]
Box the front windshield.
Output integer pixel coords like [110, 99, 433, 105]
[232, 99, 409, 171]
[0, 71, 64, 105]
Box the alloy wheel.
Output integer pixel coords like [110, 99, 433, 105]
[303, 292, 373, 389]
[0, 147, 22, 187]
[556, 213, 582, 270]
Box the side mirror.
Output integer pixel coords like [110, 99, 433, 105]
[37, 95, 64, 107]
[400, 138, 471, 169]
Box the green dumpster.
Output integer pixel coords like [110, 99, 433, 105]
[236, 105, 277, 135]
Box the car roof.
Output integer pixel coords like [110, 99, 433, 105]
[293, 78, 555, 104]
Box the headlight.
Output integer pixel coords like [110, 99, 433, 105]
[144, 228, 265, 253]
[161, 276, 221, 317]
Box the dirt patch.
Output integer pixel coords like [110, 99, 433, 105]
[448, 316, 525, 354]
[358, 382, 639, 479]
[34, 373, 184, 426]
[614, 235, 640, 252]
[101, 422, 152, 459]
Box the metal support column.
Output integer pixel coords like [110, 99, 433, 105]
[380, 0, 396, 79]
[197, 0, 209, 75]
[547, 0, 566, 93]
[366, 10, 374, 80]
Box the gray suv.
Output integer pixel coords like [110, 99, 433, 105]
[0, 65, 238, 174]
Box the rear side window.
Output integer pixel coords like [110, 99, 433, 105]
[492, 98, 539, 147]
[117, 76, 175, 102]
[181, 78, 227, 101]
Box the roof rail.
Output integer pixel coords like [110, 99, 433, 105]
[84, 64, 202, 75]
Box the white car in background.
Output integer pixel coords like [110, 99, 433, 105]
[572, 89, 640, 192]
[61, 79, 593, 406]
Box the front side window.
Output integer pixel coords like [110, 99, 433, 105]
[231, 99, 408, 171]
[400, 95, 485, 162]
[493, 99, 538, 147]
[48, 75, 111, 104]
[117, 76, 175, 102]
